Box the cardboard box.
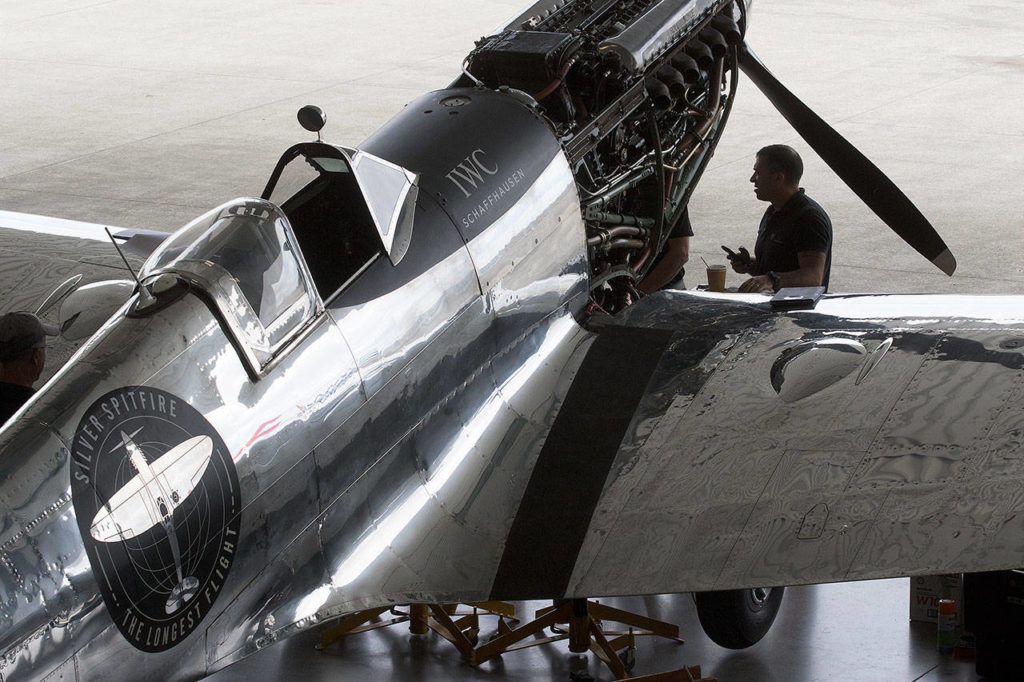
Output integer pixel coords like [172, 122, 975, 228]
[910, 574, 964, 626]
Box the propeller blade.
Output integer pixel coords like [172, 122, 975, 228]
[738, 45, 956, 276]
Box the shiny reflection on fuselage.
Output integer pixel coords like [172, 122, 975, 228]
[330, 391, 506, 589]
[329, 309, 584, 592]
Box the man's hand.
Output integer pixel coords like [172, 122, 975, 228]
[738, 274, 775, 293]
[728, 246, 753, 274]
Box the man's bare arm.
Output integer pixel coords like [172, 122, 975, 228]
[737, 250, 827, 293]
[638, 237, 690, 294]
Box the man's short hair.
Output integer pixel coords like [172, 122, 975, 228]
[0, 312, 56, 363]
[757, 144, 803, 184]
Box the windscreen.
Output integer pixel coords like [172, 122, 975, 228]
[143, 198, 316, 359]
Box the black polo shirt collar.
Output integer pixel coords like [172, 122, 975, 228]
[767, 188, 808, 221]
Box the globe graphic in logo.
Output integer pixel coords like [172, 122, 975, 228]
[70, 387, 241, 652]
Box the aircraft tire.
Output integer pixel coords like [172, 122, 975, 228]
[693, 586, 785, 649]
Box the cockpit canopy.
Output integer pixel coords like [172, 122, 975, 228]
[143, 198, 316, 369]
[140, 143, 418, 375]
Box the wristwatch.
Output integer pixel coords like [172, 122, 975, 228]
[767, 271, 781, 290]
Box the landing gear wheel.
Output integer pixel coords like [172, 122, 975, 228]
[694, 587, 785, 649]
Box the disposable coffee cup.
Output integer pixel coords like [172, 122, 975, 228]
[707, 264, 727, 292]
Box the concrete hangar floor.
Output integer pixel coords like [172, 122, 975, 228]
[3, 0, 1023, 679]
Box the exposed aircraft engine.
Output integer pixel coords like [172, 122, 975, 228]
[465, 0, 744, 312]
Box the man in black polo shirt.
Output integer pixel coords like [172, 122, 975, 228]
[729, 145, 832, 293]
[0, 312, 55, 425]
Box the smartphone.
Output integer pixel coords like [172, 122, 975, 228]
[721, 245, 750, 264]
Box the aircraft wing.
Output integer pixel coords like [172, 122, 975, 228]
[546, 291, 1024, 598]
[0, 210, 162, 383]
[0, 210, 145, 305]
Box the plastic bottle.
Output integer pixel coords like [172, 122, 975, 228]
[937, 598, 956, 655]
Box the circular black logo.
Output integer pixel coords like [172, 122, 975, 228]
[70, 386, 241, 652]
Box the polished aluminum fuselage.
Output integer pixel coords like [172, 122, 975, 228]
[0, 88, 592, 679]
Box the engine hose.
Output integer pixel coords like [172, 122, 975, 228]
[587, 225, 647, 246]
[681, 86, 711, 118]
[603, 238, 646, 251]
[533, 55, 578, 101]
[584, 166, 656, 210]
[588, 212, 654, 228]
[460, 58, 484, 87]
[647, 106, 666, 266]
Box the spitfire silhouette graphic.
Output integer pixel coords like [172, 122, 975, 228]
[71, 386, 241, 652]
[89, 429, 213, 614]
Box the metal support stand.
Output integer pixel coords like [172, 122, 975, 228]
[317, 598, 713, 681]
[471, 598, 712, 681]
[316, 601, 517, 652]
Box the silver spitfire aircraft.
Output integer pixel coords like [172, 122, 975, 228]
[2, 0, 1023, 679]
